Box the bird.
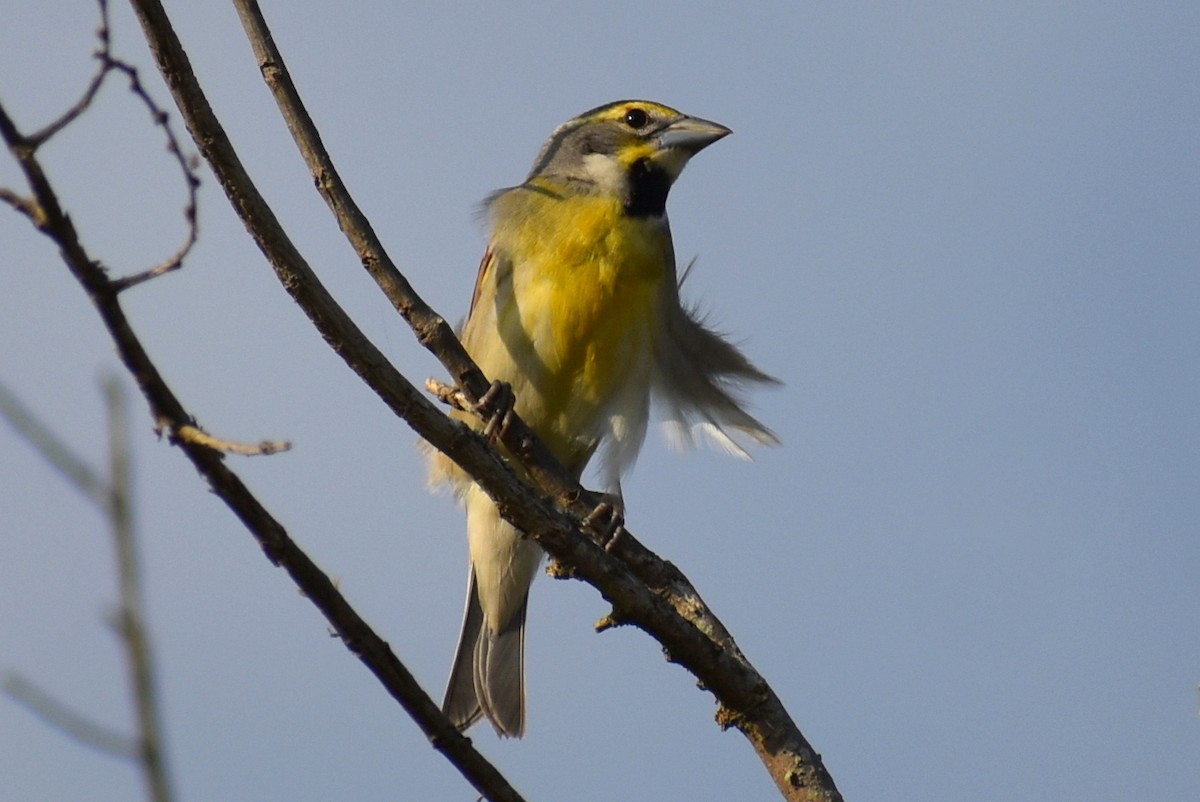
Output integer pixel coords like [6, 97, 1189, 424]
[428, 99, 779, 737]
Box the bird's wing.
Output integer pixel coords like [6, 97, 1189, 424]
[652, 273, 781, 459]
[468, 242, 498, 319]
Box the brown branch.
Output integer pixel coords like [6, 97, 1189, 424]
[174, 423, 291, 456]
[101, 55, 200, 292]
[8, 0, 200, 291]
[226, 0, 578, 499]
[0, 50, 527, 802]
[0, 187, 42, 222]
[22, 0, 113, 148]
[223, 2, 839, 800]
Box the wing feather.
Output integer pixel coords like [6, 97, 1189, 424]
[652, 270, 780, 457]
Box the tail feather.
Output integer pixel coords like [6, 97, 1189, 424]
[442, 571, 485, 731]
[442, 569, 528, 738]
[474, 597, 527, 738]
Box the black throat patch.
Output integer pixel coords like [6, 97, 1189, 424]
[625, 158, 671, 218]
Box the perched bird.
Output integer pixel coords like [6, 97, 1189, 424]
[430, 100, 778, 737]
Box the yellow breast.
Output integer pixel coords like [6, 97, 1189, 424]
[485, 187, 671, 462]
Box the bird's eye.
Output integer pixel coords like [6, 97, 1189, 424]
[624, 108, 649, 129]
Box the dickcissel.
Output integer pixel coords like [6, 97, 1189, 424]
[430, 100, 778, 737]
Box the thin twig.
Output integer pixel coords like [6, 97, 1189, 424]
[175, 423, 291, 456]
[0, 379, 108, 508]
[104, 377, 175, 802]
[1, 673, 139, 760]
[102, 56, 199, 292]
[23, 0, 113, 147]
[0, 187, 42, 223]
[0, 376, 176, 800]
[9, 0, 200, 292]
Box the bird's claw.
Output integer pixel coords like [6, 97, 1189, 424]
[476, 380, 516, 441]
[584, 496, 626, 552]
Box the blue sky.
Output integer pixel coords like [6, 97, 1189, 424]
[2, 2, 1197, 800]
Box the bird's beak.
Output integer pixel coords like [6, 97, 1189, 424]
[656, 115, 732, 154]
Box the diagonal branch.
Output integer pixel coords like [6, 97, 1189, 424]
[219, 2, 837, 800]
[0, 82, 528, 802]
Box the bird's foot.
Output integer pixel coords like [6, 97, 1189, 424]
[584, 494, 626, 552]
[475, 380, 516, 441]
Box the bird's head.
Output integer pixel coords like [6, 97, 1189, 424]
[526, 100, 730, 217]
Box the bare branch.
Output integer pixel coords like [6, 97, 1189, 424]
[425, 377, 472, 412]
[22, 0, 113, 147]
[0, 376, 177, 800]
[0, 187, 42, 223]
[104, 377, 175, 802]
[0, 55, 527, 802]
[25, 66, 108, 147]
[10, 0, 200, 291]
[0, 379, 108, 508]
[174, 423, 291, 456]
[1, 672, 139, 760]
[102, 56, 199, 292]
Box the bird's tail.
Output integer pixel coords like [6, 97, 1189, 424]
[442, 570, 528, 738]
